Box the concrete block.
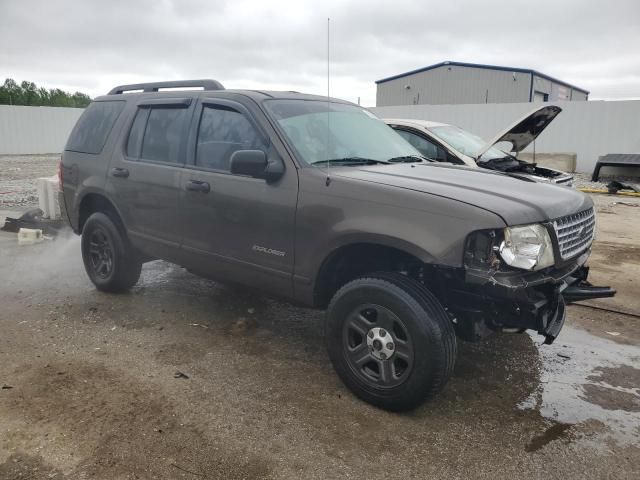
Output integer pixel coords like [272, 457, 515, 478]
[518, 153, 577, 173]
[37, 175, 61, 219]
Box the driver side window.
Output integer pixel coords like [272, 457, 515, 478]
[196, 105, 267, 171]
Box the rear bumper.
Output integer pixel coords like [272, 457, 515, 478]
[58, 191, 75, 231]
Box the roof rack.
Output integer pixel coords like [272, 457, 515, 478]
[107, 79, 224, 95]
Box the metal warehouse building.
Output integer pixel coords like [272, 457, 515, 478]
[375, 61, 589, 107]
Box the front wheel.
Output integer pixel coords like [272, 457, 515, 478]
[326, 273, 457, 411]
[81, 212, 142, 293]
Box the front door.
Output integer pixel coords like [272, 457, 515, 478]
[179, 98, 298, 298]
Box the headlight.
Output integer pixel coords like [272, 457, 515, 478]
[499, 224, 555, 271]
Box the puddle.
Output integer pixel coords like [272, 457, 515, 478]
[518, 325, 640, 446]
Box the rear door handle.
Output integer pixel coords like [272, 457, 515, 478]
[185, 180, 210, 193]
[110, 167, 129, 178]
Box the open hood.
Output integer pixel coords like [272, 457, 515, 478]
[474, 105, 562, 160]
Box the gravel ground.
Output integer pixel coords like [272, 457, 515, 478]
[0, 155, 59, 209]
[0, 156, 639, 479]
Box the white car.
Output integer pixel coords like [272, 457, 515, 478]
[385, 105, 574, 186]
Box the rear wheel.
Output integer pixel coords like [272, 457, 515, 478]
[81, 212, 141, 292]
[326, 273, 456, 411]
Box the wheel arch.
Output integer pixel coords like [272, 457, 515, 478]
[312, 237, 436, 308]
[77, 192, 125, 234]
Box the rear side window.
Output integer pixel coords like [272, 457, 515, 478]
[196, 105, 266, 171]
[65, 101, 125, 154]
[126, 106, 187, 164]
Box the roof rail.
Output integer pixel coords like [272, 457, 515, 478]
[107, 79, 224, 95]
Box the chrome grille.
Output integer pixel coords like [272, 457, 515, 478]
[552, 208, 595, 260]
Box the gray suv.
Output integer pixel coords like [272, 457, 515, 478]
[59, 80, 614, 411]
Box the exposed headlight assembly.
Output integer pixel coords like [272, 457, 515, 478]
[499, 224, 555, 271]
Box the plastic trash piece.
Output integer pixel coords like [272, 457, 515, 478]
[18, 228, 44, 245]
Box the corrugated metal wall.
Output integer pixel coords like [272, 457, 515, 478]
[371, 100, 640, 173]
[376, 65, 588, 107]
[376, 65, 532, 106]
[0, 105, 83, 154]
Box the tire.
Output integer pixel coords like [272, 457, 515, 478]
[81, 212, 142, 293]
[326, 273, 457, 411]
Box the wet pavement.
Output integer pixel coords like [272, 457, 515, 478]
[0, 193, 639, 479]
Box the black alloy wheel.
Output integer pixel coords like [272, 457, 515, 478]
[87, 227, 114, 279]
[343, 303, 414, 388]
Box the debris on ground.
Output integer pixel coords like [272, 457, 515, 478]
[573, 172, 640, 191]
[2, 208, 43, 233]
[173, 371, 189, 379]
[228, 317, 258, 336]
[2, 208, 64, 235]
[607, 180, 640, 194]
[1, 384, 13, 390]
[17, 227, 44, 245]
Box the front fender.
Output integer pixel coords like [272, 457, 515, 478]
[292, 170, 507, 306]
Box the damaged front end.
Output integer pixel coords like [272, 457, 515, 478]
[433, 219, 615, 344]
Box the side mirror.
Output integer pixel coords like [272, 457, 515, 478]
[230, 150, 268, 179]
[230, 149, 285, 183]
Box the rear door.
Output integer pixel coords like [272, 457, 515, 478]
[179, 97, 298, 297]
[106, 97, 193, 260]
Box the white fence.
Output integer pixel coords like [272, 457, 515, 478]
[0, 105, 83, 154]
[2, 101, 640, 175]
[372, 100, 640, 174]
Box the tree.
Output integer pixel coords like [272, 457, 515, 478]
[0, 78, 91, 107]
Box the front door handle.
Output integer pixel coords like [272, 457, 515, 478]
[110, 167, 129, 178]
[185, 180, 210, 193]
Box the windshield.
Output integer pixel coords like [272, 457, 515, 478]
[429, 125, 510, 161]
[264, 100, 421, 166]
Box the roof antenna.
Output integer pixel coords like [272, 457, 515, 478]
[325, 17, 331, 187]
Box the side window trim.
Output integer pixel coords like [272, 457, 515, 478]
[125, 108, 150, 160]
[137, 97, 192, 107]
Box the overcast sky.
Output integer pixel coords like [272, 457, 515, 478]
[1, 0, 639, 106]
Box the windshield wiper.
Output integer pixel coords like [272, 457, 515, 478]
[311, 157, 390, 166]
[387, 155, 427, 163]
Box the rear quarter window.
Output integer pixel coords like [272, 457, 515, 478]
[65, 100, 125, 154]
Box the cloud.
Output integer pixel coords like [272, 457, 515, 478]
[1, 0, 639, 105]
